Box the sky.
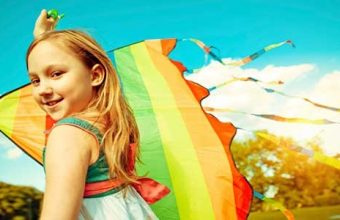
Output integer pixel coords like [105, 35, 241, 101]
[0, 0, 339, 191]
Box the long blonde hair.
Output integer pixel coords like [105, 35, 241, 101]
[26, 30, 140, 183]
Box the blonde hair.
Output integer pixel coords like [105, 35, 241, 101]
[26, 30, 140, 183]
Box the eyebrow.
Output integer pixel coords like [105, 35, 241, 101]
[28, 64, 66, 76]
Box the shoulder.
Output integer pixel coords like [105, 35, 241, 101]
[47, 124, 94, 162]
[46, 117, 103, 165]
[48, 123, 95, 145]
[50, 116, 103, 146]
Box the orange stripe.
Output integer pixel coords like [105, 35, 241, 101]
[12, 85, 46, 163]
[160, 39, 177, 55]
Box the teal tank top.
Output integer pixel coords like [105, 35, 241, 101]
[42, 117, 122, 198]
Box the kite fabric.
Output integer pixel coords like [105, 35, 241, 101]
[0, 84, 52, 164]
[0, 39, 253, 220]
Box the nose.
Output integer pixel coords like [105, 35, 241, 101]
[38, 80, 53, 96]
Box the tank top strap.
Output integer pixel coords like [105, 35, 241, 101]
[55, 117, 103, 145]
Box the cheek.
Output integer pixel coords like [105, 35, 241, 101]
[67, 84, 93, 103]
[79, 87, 94, 103]
[31, 88, 41, 104]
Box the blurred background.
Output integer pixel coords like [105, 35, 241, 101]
[0, 0, 339, 219]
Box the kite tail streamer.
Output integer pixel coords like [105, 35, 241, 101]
[206, 79, 340, 124]
[181, 38, 224, 64]
[255, 131, 340, 170]
[263, 87, 340, 113]
[254, 191, 295, 220]
[208, 77, 284, 92]
[203, 106, 339, 125]
[313, 152, 340, 170]
[251, 113, 338, 125]
[225, 40, 295, 67]
[208, 78, 239, 92]
[182, 39, 294, 69]
[204, 76, 340, 114]
[206, 77, 340, 115]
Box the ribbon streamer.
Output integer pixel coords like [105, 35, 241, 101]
[264, 87, 340, 113]
[183, 38, 294, 76]
[226, 40, 295, 67]
[253, 191, 295, 220]
[203, 106, 339, 125]
[208, 77, 283, 92]
[249, 130, 340, 170]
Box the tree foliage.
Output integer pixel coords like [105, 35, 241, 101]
[231, 130, 340, 212]
[0, 181, 42, 219]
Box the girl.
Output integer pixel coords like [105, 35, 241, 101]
[28, 10, 169, 220]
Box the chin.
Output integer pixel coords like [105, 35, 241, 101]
[47, 112, 69, 121]
[49, 115, 64, 121]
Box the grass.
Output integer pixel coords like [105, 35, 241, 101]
[248, 205, 340, 220]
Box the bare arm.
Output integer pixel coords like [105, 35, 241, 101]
[40, 125, 96, 220]
[33, 9, 59, 38]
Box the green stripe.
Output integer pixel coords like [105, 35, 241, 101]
[111, 47, 179, 219]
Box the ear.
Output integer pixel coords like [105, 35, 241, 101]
[90, 64, 105, 87]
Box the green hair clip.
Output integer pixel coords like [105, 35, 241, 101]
[47, 9, 65, 20]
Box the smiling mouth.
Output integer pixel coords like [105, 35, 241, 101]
[44, 98, 63, 107]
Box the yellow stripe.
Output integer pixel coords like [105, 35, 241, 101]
[0, 89, 20, 137]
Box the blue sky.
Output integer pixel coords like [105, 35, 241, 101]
[0, 0, 339, 191]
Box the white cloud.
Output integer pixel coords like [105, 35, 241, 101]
[225, 62, 315, 84]
[187, 60, 340, 155]
[279, 70, 340, 120]
[187, 60, 315, 113]
[203, 81, 274, 112]
[6, 147, 22, 159]
[187, 60, 314, 86]
[277, 70, 340, 155]
[310, 70, 340, 107]
[0, 133, 23, 159]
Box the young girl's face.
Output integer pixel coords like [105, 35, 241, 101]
[27, 40, 95, 120]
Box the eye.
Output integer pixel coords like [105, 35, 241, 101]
[51, 71, 63, 78]
[30, 78, 40, 86]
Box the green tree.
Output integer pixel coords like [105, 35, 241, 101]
[0, 182, 43, 219]
[231, 130, 340, 212]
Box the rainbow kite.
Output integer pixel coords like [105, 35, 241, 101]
[0, 39, 253, 220]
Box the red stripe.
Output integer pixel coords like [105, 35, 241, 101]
[84, 179, 124, 197]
